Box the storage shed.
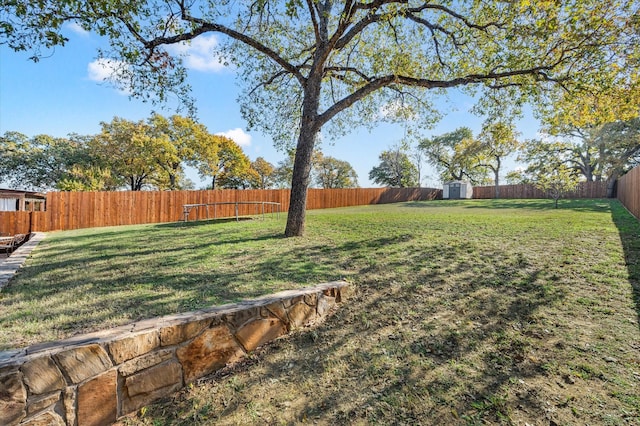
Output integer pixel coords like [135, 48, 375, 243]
[442, 181, 473, 199]
[0, 189, 46, 211]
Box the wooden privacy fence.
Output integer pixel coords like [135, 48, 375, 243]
[0, 211, 32, 236]
[0, 187, 441, 234]
[618, 166, 640, 220]
[472, 181, 608, 199]
[1, 177, 635, 236]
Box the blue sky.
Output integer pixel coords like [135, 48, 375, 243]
[0, 23, 539, 189]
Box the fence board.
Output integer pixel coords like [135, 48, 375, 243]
[0, 212, 31, 235]
[618, 166, 640, 220]
[1, 178, 632, 236]
[472, 182, 607, 199]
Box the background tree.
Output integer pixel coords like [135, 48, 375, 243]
[409, 147, 425, 188]
[0, 131, 94, 190]
[4, 0, 635, 235]
[518, 136, 581, 208]
[533, 164, 580, 209]
[251, 157, 276, 189]
[419, 127, 488, 184]
[89, 117, 163, 191]
[475, 122, 522, 198]
[505, 169, 533, 185]
[56, 165, 117, 191]
[598, 119, 640, 196]
[192, 136, 253, 190]
[520, 118, 640, 197]
[313, 154, 358, 189]
[369, 148, 419, 188]
[216, 167, 260, 189]
[0, 131, 36, 189]
[273, 149, 323, 189]
[146, 114, 207, 190]
[520, 138, 601, 182]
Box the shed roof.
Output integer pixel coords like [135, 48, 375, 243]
[0, 188, 46, 200]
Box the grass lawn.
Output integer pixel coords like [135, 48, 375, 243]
[2, 199, 639, 424]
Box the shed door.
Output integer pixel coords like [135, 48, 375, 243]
[450, 183, 461, 199]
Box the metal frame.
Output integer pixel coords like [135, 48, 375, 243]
[182, 201, 281, 223]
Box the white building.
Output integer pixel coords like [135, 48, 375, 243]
[442, 181, 473, 199]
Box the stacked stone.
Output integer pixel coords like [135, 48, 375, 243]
[0, 281, 349, 426]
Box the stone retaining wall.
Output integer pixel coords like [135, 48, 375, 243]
[0, 281, 349, 426]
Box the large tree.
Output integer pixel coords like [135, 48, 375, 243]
[90, 117, 162, 191]
[192, 135, 253, 189]
[475, 122, 522, 198]
[521, 118, 640, 197]
[2, 0, 637, 235]
[147, 113, 207, 190]
[0, 131, 93, 190]
[369, 148, 418, 188]
[314, 154, 358, 188]
[599, 119, 640, 190]
[419, 127, 488, 184]
[251, 157, 276, 189]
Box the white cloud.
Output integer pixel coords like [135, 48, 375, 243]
[216, 128, 252, 147]
[66, 22, 89, 36]
[165, 35, 226, 72]
[87, 59, 131, 94]
[378, 100, 418, 121]
[87, 58, 125, 82]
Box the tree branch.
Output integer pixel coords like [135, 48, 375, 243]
[407, 3, 505, 31]
[137, 8, 306, 85]
[305, 0, 320, 43]
[318, 65, 563, 126]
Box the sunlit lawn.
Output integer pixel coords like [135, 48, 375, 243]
[1, 199, 639, 424]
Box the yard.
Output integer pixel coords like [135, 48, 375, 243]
[1, 199, 639, 424]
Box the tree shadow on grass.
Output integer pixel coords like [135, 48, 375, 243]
[610, 200, 640, 328]
[130, 235, 573, 425]
[2, 224, 417, 349]
[402, 198, 613, 213]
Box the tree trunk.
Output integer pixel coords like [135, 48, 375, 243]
[284, 73, 322, 237]
[285, 119, 319, 237]
[606, 174, 618, 198]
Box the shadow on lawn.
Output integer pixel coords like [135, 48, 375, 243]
[403, 198, 613, 213]
[142, 238, 567, 424]
[610, 200, 640, 328]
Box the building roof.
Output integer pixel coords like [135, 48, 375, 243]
[0, 188, 47, 199]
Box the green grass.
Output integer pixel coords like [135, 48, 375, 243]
[2, 198, 639, 425]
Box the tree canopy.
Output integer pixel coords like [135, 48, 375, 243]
[419, 127, 488, 184]
[369, 148, 419, 188]
[0, 114, 255, 191]
[3, 0, 638, 234]
[313, 154, 358, 189]
[251, 157, 276, 189]
[519, 118, 640, 197]
[475, 122, 521, 198]
[0, 132, 95, 191]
